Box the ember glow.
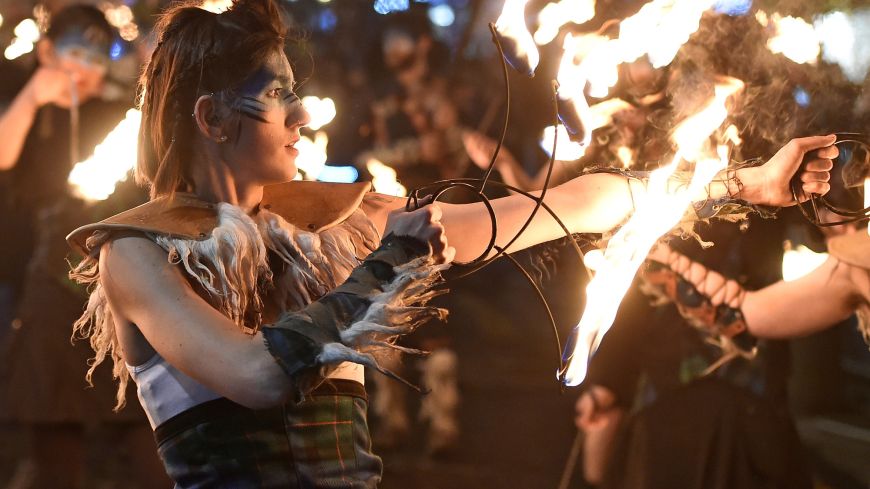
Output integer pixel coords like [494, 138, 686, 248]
[782, 243, 829, 282]
[295, 131, 329, 181]
[200, 0, 233, 13]
[366, 159, 407, 197]
[763, 13, 820, 65]
[572, 0, 715, 98]
[561, 78, 743, 386]
[68, 109, 141, 202]
[301, 96, 337, 131]
[494, 0, 540, 76]
[533, 0, 596, 45]
[4, 19, 39, 60]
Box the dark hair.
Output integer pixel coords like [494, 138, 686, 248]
[137, 0, 287, 198]
[46, 4, 113, 51]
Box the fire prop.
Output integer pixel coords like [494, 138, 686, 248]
[68, 109, 142, 202]
[560, 78, 744, 386]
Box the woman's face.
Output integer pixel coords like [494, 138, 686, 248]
[221, 50, 310, 185]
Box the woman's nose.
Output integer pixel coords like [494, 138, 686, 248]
[288, 104, 311, 129]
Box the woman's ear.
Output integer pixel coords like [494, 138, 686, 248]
[192, 94, 229, 143]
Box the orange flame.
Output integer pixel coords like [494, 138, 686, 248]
[561, 77, 743, 386]
[68, 109, 141, 202]
[495, 0, 540, 75]
[762, 12, 820, 65]
[366, 159, 407, 197]
[534, 0, 597, 45]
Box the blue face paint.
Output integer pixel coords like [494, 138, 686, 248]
[230, 53, 300, 124]
[53, 28, 111, 71]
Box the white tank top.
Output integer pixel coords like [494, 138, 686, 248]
[127, 355, 365, 429]
[126, 354, 221, 429]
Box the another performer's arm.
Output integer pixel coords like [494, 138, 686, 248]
[650, 245, 868, 339]
[0, 66, 72, 170]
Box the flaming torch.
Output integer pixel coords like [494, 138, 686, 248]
[493, 0, 540, 77]
[534, 0, 597, 45]
[560, 77, 744, 386]
[68, 109, 141, 202]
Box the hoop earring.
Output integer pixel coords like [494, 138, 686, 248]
[217, 135, 228, 143]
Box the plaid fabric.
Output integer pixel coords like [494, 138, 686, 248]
[155, 380, 381, 488]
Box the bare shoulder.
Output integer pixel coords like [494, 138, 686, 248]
[98, 234, 188, 315]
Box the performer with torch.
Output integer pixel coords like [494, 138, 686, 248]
[65, 0, 836, 486]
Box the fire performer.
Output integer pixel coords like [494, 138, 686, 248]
[0, 5, 168, 488]
[66, 0, 836, 486]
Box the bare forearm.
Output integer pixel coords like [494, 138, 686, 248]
[0, 88, 39, 170]
[441, 173, 635, 262]
[742, 258, 858, 338]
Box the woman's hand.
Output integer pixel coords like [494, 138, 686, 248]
[575, 385, 621, 432]
[738, 135, 837, 206]
[385, 204, 456, 264]
[23, 66, 76, 108]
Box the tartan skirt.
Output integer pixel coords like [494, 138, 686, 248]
[154, 379, 382, 488]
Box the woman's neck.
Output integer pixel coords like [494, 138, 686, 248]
[190, 156, 263, 213]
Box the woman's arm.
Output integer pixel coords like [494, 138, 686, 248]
[367, 136, 836, 263]
[100, 206, 451, 409]
[443, 135, 836, 262]
[101, 236, 291, 409]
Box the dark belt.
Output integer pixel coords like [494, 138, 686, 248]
[154, 379, 366, 445]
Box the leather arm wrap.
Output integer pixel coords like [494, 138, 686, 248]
[261, 233, 431, 379]
[643, 260, 757, 353]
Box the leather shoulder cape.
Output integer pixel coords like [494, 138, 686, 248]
[828, 232, 870, 271]
[67, 181, 373, 256]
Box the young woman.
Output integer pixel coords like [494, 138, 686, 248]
[66, 0, 836, 486]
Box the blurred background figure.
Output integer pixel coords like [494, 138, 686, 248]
[0, 4, 167, 488]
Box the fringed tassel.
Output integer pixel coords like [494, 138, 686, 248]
[317, 257, 450, 392]
[70, 230, 130, 410]
[258, 208, 380, 312]
[151, 204, 271, 331]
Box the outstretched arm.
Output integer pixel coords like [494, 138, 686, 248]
[442, 135, 836, 262]
[648, 245, 866, 339]
[366, 135, 836, 263]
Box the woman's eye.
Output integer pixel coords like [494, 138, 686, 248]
[267, 88, 282, 98]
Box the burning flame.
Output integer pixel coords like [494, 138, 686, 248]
[567, 0, 715, 98]
[68, 109, 141, 202]
[561, 77, 743, 386]
[782, 242, 828, 282]
[366, 159, 407, 197]
[5, 19, 39, 60]
[541, 96, 632, 160]
[200, 0, 234, 13]
[763, 13, 820, 65]
[494, 0, 540, 76]
[616, 146, 633, 168]
[301, 96, 337, 131]
[295, 131, 329, 181]
[534, 0, 597, 45]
